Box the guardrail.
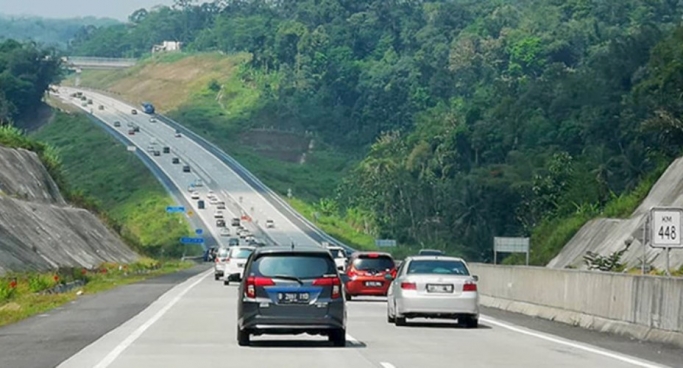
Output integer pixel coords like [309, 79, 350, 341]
[153, 114, 358, 253]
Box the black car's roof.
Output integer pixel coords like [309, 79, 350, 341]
[252, 245, 332, 256]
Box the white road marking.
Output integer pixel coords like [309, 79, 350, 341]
[480, 316, 668, 368]
[380, 363, 396, 368]
[92, 270, 211, 368]
[346, 333, 360, 344]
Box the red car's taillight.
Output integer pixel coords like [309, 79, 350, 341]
[313, 277, 341, 299]
[400, 282, 416, 290]
[245, 276, 274, 298]
[463, 281, 477, 292]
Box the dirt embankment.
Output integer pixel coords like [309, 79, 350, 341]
[0, 145, 138, 275]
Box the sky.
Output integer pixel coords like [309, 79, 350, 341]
[0, 0, 176, 20]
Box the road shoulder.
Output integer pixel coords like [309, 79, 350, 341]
[482, 306, 681, 367]
[0, 264, 209, 368]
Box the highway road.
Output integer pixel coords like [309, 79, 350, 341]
[55, 269, 674, 368]
[47, 87, 679, 368]
[56, 87, 311, 249]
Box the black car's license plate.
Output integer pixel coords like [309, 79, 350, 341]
[427, 284, 453, 293]
[278, 292, 310, 303]
[365, 281, 383, 287]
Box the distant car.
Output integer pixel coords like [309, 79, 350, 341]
[214, 211, 224, 219]
[113, 121, 121, 127]
[265, 219, 274, 228]
[222, 246, 255, 285]
[175, 130, 181, 137]
[216, 219, 226, 227]
[172, 157, 180, 164]
[127, 122, 134, 127]
[98, 105, 104, 110]
[386, 256, 479, 328]
[127, 128, 135, 135]
[326, 246, 348, 271]
[191, 192, 200, 200]
[220, 228, 231, 237]
[131, 109, 138, 114]
[182, 165, 191, 172]
[87, 99, 93, 105]
[149, 117, 157, 122]
[236, 245, 347, 346]
[153, 150, 161, 156]
[231, 218, 240, 227]
[344, 252, 397, 300]
[228, 238, 240, 247]
[163, 146, 170, 154]
[213, 247, 230, 280]
[418, 249, 444, 256]
[216, 202, 226, 210]
[133, 125, 140, 132]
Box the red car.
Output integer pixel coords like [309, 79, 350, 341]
[343, 252, 397, 300]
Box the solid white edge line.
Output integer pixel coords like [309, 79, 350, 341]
[379, 363, 396, 368]
[92, 270, 211, 368]
[479, 316, 668, 368]
[345, 333, 359, 344]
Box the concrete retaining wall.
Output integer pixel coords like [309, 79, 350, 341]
[0, 145, 139, 275]
[469, 263, 683, 348]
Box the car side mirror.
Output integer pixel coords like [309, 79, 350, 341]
[473, 275, 479, 282]
[340, 274, 350, 284]
[384, 274, 394, 281]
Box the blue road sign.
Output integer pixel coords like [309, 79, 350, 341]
[180, 237, 204, 244]
[166, 206, 185, 213]
[195, 229, 203, 235]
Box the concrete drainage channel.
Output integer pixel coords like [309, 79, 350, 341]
[39, 280, 86, 295]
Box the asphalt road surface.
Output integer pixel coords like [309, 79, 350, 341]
[0, 266, 207, 368]
[51, 270, 678, 368]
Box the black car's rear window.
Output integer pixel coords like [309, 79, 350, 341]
[352, 255, 394, 271]
[252, 254, 336, 279]
[231, 248, 254, 259]
[406, 260, 469, 276]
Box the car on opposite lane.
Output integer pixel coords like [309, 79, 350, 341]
[343, 252, 396, 300]
[386, 255, 479, 328]
[236, 245, 347, 347]
[222, 246, 255, 285]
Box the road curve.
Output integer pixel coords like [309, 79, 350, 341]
[46, 87, 677, 368]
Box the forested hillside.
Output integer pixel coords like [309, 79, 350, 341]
[0, 15, 119, 49]
[0, 40, 61, 123]
[70, 0, 683, 263]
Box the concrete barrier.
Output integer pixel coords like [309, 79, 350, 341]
[469, 263, 683, 348]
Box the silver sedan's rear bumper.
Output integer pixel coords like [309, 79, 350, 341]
[396, 292, 479, 317]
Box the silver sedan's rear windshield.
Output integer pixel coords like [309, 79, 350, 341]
[406, 260, 469, 276]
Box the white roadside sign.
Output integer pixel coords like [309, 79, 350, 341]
[126, 146, 136, 152]
[650, 207, 683, 248]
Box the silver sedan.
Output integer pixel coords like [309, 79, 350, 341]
[386, 255, 479, 328]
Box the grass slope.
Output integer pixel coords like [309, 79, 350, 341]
[68, 52, 375, 250]
[32, 111, 193, 256]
